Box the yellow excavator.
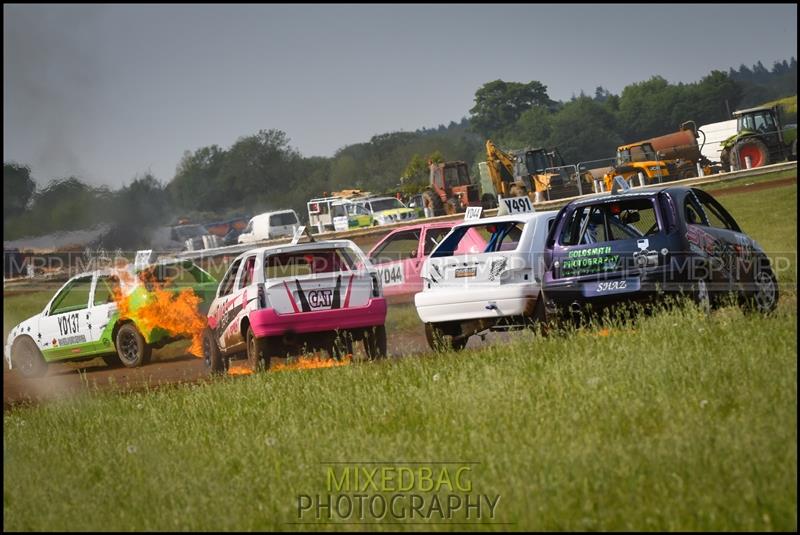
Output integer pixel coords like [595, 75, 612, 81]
[485, 140, 590, 203]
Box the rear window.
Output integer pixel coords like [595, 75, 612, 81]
[265, 248, 356, 279]
[559, 198, 660, 246]
[432, 221, 524, 257]
[270, 212, 298, 226]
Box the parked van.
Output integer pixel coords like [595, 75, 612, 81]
[237, 210, 300, 244]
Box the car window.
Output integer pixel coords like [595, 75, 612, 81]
[270, 212, 297, 226]
[693, 190, 739, 231]
[369, 230, 421, 264]
[432, 221, 524, 257]
[684, 193, 707, 226]
[50, 277, 93, 315]
[238, 255, 257, 289]
[423, 228, 452, 255]
[218, 259, 242, 297]
[93, 275, 119, 305]
[265, 248, 356, 279]
[560, 198, 660, 246]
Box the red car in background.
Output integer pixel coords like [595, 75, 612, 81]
[367, 222, 486, 298]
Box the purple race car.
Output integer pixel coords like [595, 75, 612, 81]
[541, 185, 778, 321]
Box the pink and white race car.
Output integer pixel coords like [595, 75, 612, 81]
[366, 222, 486, 298]
[203, 240, 387, 372]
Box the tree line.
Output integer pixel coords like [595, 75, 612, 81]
[4, 56, 796, 247]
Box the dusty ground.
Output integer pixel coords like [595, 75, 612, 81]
[2, 320, 514, 409]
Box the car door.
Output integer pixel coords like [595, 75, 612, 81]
[209, 257, 245, 351]
[87, 273, 120, 352]
[37, 275, 95, 360]
[693, 189, 753, 290]
[368, 229, 422, 295]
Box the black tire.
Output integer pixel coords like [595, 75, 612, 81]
[102, 353, 123, 368]
[328, 331, 354, 361]
[362, 325, 388, 360]
[115, 323, 152, 368]
[202, 327, 227, 374]
[481, 193, 498, 210]
[733, 137, 770, 169]
[422, 189, 445, 217]
[746, 265, 779, 314]
[424, 323, 467, 352]
[527, 294, 549, 336]
[12, 337, 48, 379]
[719, 147, 731, 172]
[445, 197, 462, 215]
[246, 327, 269, 371]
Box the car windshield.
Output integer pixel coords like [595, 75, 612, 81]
[269, 212, 297, 226]
[264, 247, 357, 279]
[559, 198, 660, 246]
[370, 198, 404, 212]
[432, 221, 524, 257]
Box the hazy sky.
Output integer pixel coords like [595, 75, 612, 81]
[4, 4, 797, 188]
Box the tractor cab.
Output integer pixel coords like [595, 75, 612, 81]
[426, 161, 481, 215]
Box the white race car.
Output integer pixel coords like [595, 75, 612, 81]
[203, 239, 388, 372]
[414, 210, 557, 351]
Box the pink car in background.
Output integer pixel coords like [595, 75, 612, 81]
[367, 222, 487, 298]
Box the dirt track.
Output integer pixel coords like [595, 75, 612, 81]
[5, 175, 795, 409]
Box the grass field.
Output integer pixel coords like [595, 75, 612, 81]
[3, 173, 797, 531]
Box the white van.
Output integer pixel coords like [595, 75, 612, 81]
[237, 210, 300, 244]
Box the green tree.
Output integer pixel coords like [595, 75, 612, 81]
[4, 163, 36, 220]
[548, 97, 623, 164]
[469, 80, 553, 137]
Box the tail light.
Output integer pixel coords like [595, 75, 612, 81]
[258, 283, 267, 308]
[370, 273, 381, 297]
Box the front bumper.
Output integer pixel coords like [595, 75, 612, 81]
[249, 298, 387, 338]
[414, 283, 540, 323]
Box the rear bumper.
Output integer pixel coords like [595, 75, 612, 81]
[414, 284, 540, 323]
[249, 298, 387, 337]
[543, 269, 695, 314]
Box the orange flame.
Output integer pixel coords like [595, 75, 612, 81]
[227, 364, 254, 376]
[271, 354, 352, 372]
[111, 266, 208, 357]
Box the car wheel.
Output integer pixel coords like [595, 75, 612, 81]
[748, 266, 779, 314]
[328, 331, 354, 361]
[527, 294, 549, 336]
[203, 327, 227, 374]
[422, 189, 445, 217]
[733, 137, 770, 169]
[424, 323, 467, 352]
[246, 327, 269, 371]
[13, 337, 48, 379]
[362, 325, 388, 360]
[102, 353, 123, 368]
[115, 323, 152, 368]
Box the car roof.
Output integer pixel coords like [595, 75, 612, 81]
[568, 185, 691, 207]
[453, 210, 556, 228]
[236, 239, 360, 259]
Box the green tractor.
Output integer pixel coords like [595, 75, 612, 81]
[720, 104, 797, 171]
